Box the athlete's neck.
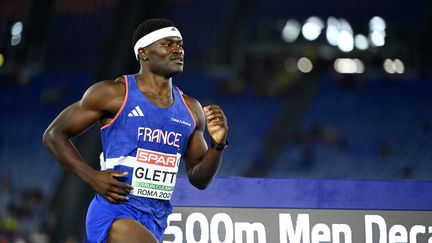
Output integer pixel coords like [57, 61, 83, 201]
[134, 72, 174, 108]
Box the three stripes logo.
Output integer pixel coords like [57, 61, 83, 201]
[128, 106, 144, 117]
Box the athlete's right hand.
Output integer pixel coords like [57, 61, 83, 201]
[88, 170, 134, 203]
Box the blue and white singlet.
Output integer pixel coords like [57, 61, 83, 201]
[100, 74, 195, 201]
[86, 74, 195, 242]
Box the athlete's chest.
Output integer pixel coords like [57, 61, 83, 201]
[140, 91, 174, 108]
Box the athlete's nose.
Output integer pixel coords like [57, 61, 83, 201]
[172, 44, 183, 54]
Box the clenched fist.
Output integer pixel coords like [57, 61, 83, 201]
[203, 105, 228, 145]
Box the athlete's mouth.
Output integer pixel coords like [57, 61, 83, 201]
[170, 56, 184, 64]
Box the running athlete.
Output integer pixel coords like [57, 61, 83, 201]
[43, 18, 228, 243]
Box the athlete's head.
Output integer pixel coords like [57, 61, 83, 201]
[132, 18, 184, 77]
[132, 18, 182, 59]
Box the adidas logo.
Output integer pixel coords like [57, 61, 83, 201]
[128, 106, 144, 117]
[171, 27, 176, 31]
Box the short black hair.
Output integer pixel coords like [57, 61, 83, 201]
[132, 18, 177, 48]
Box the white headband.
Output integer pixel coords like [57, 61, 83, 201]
[133, 26, 182, 60]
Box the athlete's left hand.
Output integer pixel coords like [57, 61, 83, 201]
[203, 105, 228, 145]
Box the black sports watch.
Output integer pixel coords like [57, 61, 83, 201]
[210, 139, 229, 151]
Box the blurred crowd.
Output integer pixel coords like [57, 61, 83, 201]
[0, 178, 49, 243]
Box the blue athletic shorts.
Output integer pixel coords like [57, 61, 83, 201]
[85, 194, 173, 243]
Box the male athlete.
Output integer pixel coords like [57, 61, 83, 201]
[43, 18, 228, 243]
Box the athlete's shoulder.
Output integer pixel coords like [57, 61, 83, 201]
[179, 90, 201, 110]
[80, 76, 127, 110]
[85, 76, 126, 97]
[90, 76, 126, 92]
[178, 90, 204, 129]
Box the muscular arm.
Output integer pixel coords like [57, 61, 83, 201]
[183, 97, 229, 190]
[43, 78, 133, 203]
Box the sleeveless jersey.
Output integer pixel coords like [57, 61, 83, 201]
[99, 75, 195, 200]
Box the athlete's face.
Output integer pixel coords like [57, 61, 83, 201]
[145, 37, 184, 78]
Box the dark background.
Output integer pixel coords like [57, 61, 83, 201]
[1, 0, 431, 242]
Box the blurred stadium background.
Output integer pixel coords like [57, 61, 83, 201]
[1, 0, 432, 242]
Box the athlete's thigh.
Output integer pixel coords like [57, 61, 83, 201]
[107, 218, 158, 243]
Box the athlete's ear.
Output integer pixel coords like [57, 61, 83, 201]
[138, 48, 148, 61]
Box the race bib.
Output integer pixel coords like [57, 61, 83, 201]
[130, 148, 181, 200]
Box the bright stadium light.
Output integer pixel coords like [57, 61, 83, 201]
[337, 31, 354, 52]
[369, 16, 386, 47]
[355, 34, 369, 50]
[326, 17, 340, 46]
[10, 21, 23, 46]
[369, 16, 386, 32]
[393, 59, 405, 74]
[302, 16, 324, 41]
[370, 31, 385, 47]
[282, 19, 301, 43]
[334, 58, 364, 74]
[297, 57, 313, 73]
[11, 35, 22, 46]
[11, 21, 23, 36]
[383, 59, 395, 74]
[354, 58, 365, 73]
[339, 18, 353, 35]
[336, 18, 354, 52]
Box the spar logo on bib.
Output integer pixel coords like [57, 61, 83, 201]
[136, 148, 178, 167]
[132, 148, 180, 200]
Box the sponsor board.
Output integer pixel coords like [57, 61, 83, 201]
[163, 208, 432, 243]
[163, 177, 432, 242]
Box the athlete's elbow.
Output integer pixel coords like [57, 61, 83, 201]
[187, 171, 206, 190]
[42, 126, 59, 148]
[42, 128, 52, 147]
[192, 182, 209, 190]
[188, 176, 210, 190]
